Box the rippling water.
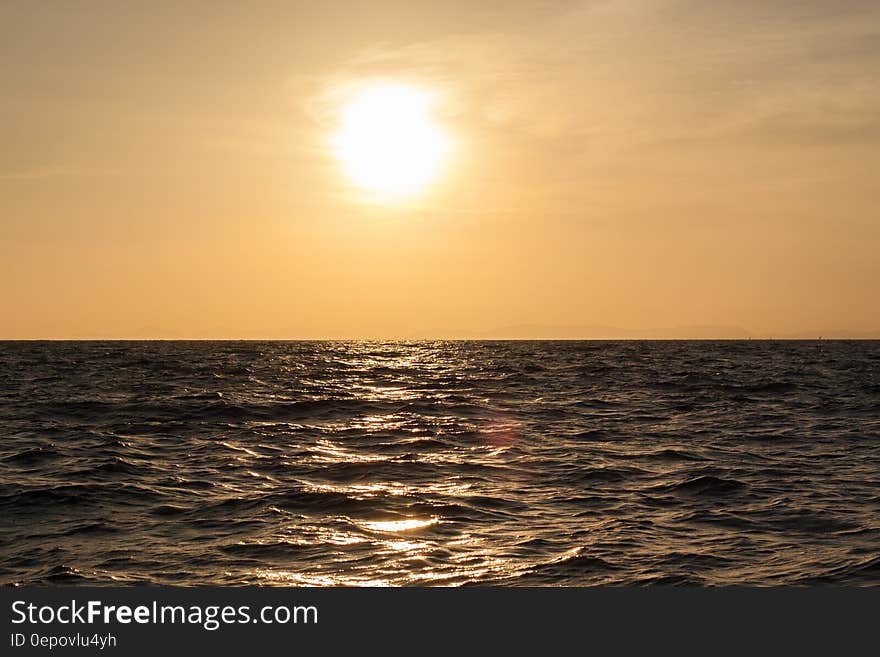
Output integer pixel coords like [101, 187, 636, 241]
[1, 341, 879, 586]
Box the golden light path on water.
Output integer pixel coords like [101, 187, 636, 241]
[357, 517, 439, 532]
[226, 347, 538, 587]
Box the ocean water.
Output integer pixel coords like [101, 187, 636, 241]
[1, 340, 878, 586]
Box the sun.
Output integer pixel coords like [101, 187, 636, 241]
[332, 84, 450, 201]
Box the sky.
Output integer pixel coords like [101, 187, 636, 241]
[2, 1, 879, 339]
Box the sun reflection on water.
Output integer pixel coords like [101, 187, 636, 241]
[254, 570, 393, 587]
[358, 517, 439, 533]
[219, 343, 546, 587]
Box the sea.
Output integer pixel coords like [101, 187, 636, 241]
[1, 340, 878, 586]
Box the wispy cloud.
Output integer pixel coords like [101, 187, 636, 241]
[315, 0, 880, 150]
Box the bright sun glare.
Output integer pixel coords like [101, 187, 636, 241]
[333, 84, 450, 201]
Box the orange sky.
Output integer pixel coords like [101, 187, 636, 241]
[2, 1, 878, 339]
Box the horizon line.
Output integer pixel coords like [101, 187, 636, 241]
[2, 337, 879, 342]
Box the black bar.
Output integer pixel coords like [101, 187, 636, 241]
[2, 587, 877, 654]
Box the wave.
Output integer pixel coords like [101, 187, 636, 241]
[659, 475, 748, 496]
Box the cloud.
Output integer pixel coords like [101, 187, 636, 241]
[313, 0, 880, 151]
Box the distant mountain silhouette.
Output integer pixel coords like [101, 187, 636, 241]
[407, 324, 880, 340]
[409, 324, 755, 340]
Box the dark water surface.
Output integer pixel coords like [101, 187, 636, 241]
[1, 341, 879, 586]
